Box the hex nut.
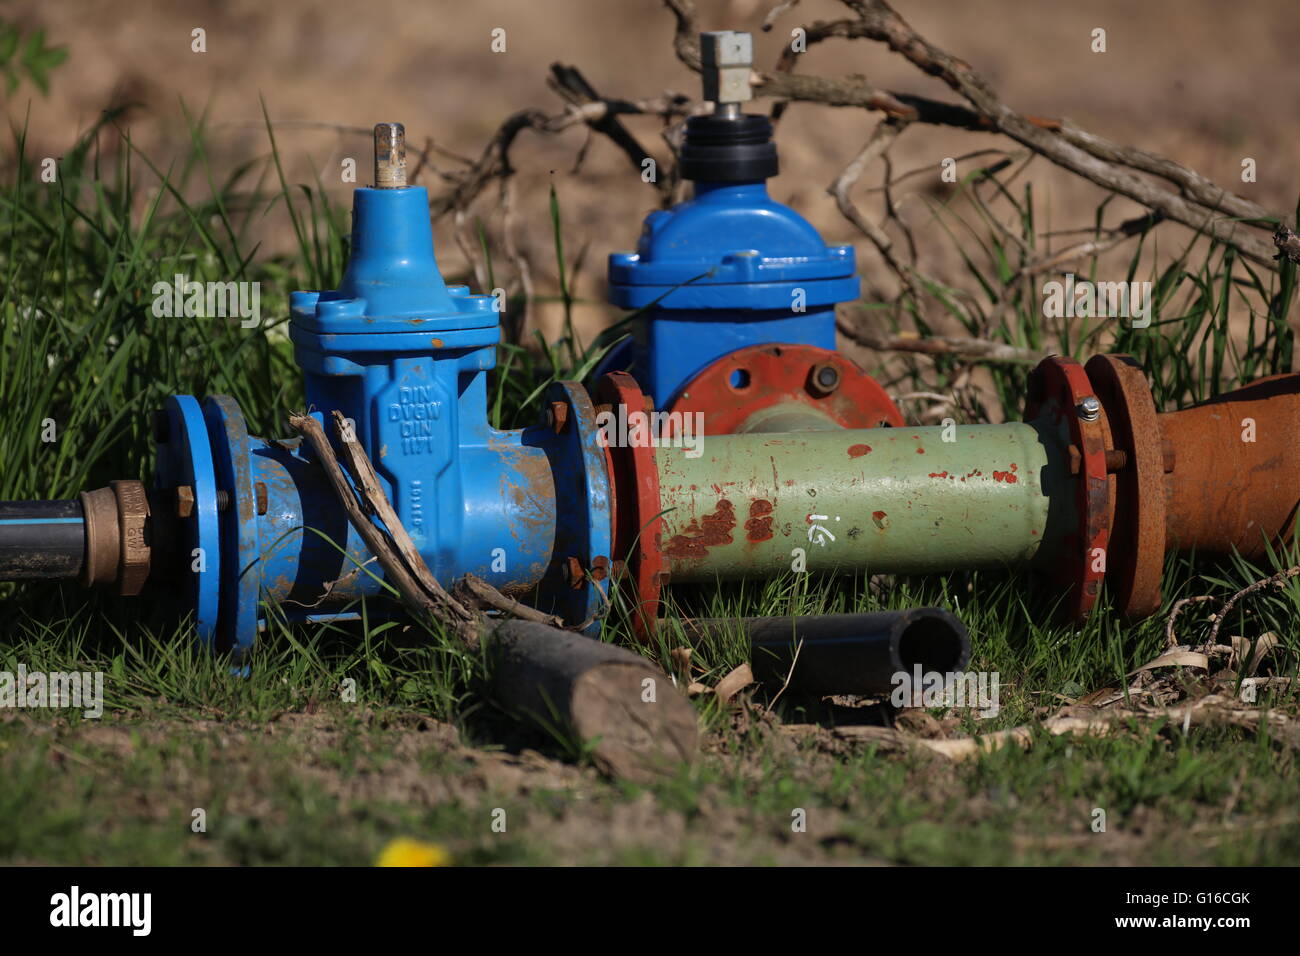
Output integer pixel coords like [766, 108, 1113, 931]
[809, 363, 842, 396]
[700, 31, 753, 105]
[1077, 395, 1102, 422]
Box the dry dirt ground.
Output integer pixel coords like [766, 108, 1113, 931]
[8, 698, 1295, 866]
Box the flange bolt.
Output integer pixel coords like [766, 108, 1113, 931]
[809, 363, 842, 396]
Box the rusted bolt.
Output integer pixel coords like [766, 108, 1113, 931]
[1076, 395, 1102, 422]
[808, 363, 841, 396]
[610, 559, 627, 581]
[565, 555, 585, 588]
[590, 555, 610, 582]
[179, 487, 235, 515]
[152, 410, 170, 444]
[547, 400, 570, 434]
[255, 481, 269, 516]
[1068, 446, 1130, 475]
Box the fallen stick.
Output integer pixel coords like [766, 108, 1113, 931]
[289, 412, 479, 645]
[327, 411, 478, 628]
[292, 412, 699, 779]
[488, 620, 699, 782]
[456, 572, 565, 629]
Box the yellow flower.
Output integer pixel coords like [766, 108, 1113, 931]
[376, 838, 452, 867]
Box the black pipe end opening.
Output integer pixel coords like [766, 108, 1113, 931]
[894, 608, 971, 676]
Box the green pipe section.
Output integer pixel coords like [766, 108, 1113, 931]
[656, 422, 1071, 582]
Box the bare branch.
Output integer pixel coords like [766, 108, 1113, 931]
[837, 320, 1048, 365]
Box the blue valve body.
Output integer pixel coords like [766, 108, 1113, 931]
[605, 180, 860, 406]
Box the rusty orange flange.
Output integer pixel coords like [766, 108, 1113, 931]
[665, 343, 904, 435]
[1085, 354, 1166, 619]
[596, 371, 664, 642]
[1025, 355, 1114, 621]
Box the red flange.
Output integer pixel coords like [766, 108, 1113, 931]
[665, 343, 904, 435]
[595, 371, 664, 642]
[1024, 355, 1114, 621]
[1085, 354, 1166, 619]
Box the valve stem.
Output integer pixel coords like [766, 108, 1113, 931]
[374, 122, 407, 189]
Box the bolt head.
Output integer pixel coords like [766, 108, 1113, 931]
[175, 485, 195, 519]
[1077, 395, 1102, 422]
[549, 400, 570, 434]
[565, 556, 585, 589]
[809, 363, 841, 396]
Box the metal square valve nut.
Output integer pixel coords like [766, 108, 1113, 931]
[700, 30, 753, 106]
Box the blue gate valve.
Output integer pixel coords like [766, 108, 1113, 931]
[600, 31, 900, 433]
[148, 123, 611, 654]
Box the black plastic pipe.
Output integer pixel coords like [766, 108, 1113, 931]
[690, 608, 971, 697]
[0, 499, 85, 579]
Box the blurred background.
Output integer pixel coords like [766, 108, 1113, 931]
[4, 0, 1299, 390]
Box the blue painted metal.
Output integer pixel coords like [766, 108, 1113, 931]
[203, 396, 261, 658]
[155, 181, 599, 650]
[155, 395, 222, 647]
[530, 381, 613, 633]
[0, 518, 81, 525]
[605, 180, 860, 408]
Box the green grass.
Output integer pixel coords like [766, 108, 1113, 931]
[2, 115, 1299, 865]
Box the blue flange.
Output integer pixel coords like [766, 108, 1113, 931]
[204, 396, 261, 657]
[155, 395, 222, 647]
[531, 381, 613, 633]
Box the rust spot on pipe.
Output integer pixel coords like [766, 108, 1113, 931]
[664, 498, 736, 558]
[872, 510, 889, 529]
[848, 443, 871, 458]
[928, 471, 950, 479]
[745, 499, 774, 542]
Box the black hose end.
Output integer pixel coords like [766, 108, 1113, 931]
[747, 607, 971, 697]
